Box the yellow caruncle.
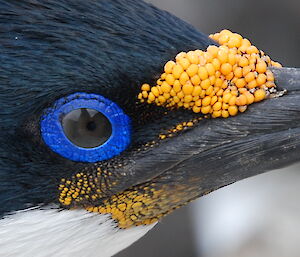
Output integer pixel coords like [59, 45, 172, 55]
[138, 29, 282, 118]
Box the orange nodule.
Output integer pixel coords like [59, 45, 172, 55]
[139, 29, 281, 119]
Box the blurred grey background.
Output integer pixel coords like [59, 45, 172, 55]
[117, 1, 300, 256]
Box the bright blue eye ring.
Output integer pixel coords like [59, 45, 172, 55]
[41, 92, 131, 162]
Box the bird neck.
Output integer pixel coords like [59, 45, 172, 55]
[0, 207, 155, 257]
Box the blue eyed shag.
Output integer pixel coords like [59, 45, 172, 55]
[0, 0, 299, 257]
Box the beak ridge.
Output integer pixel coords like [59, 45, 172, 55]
[123, 67, 300, 196]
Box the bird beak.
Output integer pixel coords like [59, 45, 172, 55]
[170, 67, 300, 190]
[111, 67, 300, 196]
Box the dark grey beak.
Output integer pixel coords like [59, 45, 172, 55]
[156, 67, 300, 197]
[66, 68, 300, 218]
[117, 67, 300, 202]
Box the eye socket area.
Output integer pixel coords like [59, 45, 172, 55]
[62, 108, 112, 148]
[41, 93, 131, 163]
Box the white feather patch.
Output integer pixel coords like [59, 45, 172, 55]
[0, 207, 156, 257]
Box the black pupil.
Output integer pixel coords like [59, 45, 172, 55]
[62, 108, 112, 148]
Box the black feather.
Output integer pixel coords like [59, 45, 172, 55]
[0, 0, 214, 216]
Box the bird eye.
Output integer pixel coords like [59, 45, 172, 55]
[40, 93, 131, 162]
[62, 108, 112, 148]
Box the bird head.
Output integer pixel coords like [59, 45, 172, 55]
[1, 0, 299, 256]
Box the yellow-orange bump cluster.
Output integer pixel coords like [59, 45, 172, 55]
[138, 29, 282, 118]
[87, 185, 165, 228]
[87, 182, 194, 228]
[59, 170, 169, 228]
[60, 170, 208, 228]
[159, 117, 202, 140]
[59, 168, 115, 206]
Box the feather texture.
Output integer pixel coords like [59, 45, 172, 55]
[0, 206, 155, 257]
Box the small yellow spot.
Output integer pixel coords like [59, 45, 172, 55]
[159, 134, 167, 140]
[201, 78, 211, 90]
[182, 83, 194, 95]
[220, 63, 232, 75]
[256, 61, 267, 74]
[256, 73, 267, 86]
[177, 57, 190, 70]
[201, 106, 211, 114]
[217, 50, 228, 64]
[141, 84, 150, 91]
[164, 61, 176, 74]
[228, 105, 238, 116]
[186, 51, 199, 64]
[198, 66, 209, 80]
[172, 64, 184, 79]
[254, 89, 266, 102]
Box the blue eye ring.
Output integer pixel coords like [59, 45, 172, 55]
[40, 92, 131, 163]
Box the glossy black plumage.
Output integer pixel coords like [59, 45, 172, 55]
[0, 0, 299, 225]
[0, 0, 214, 216]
